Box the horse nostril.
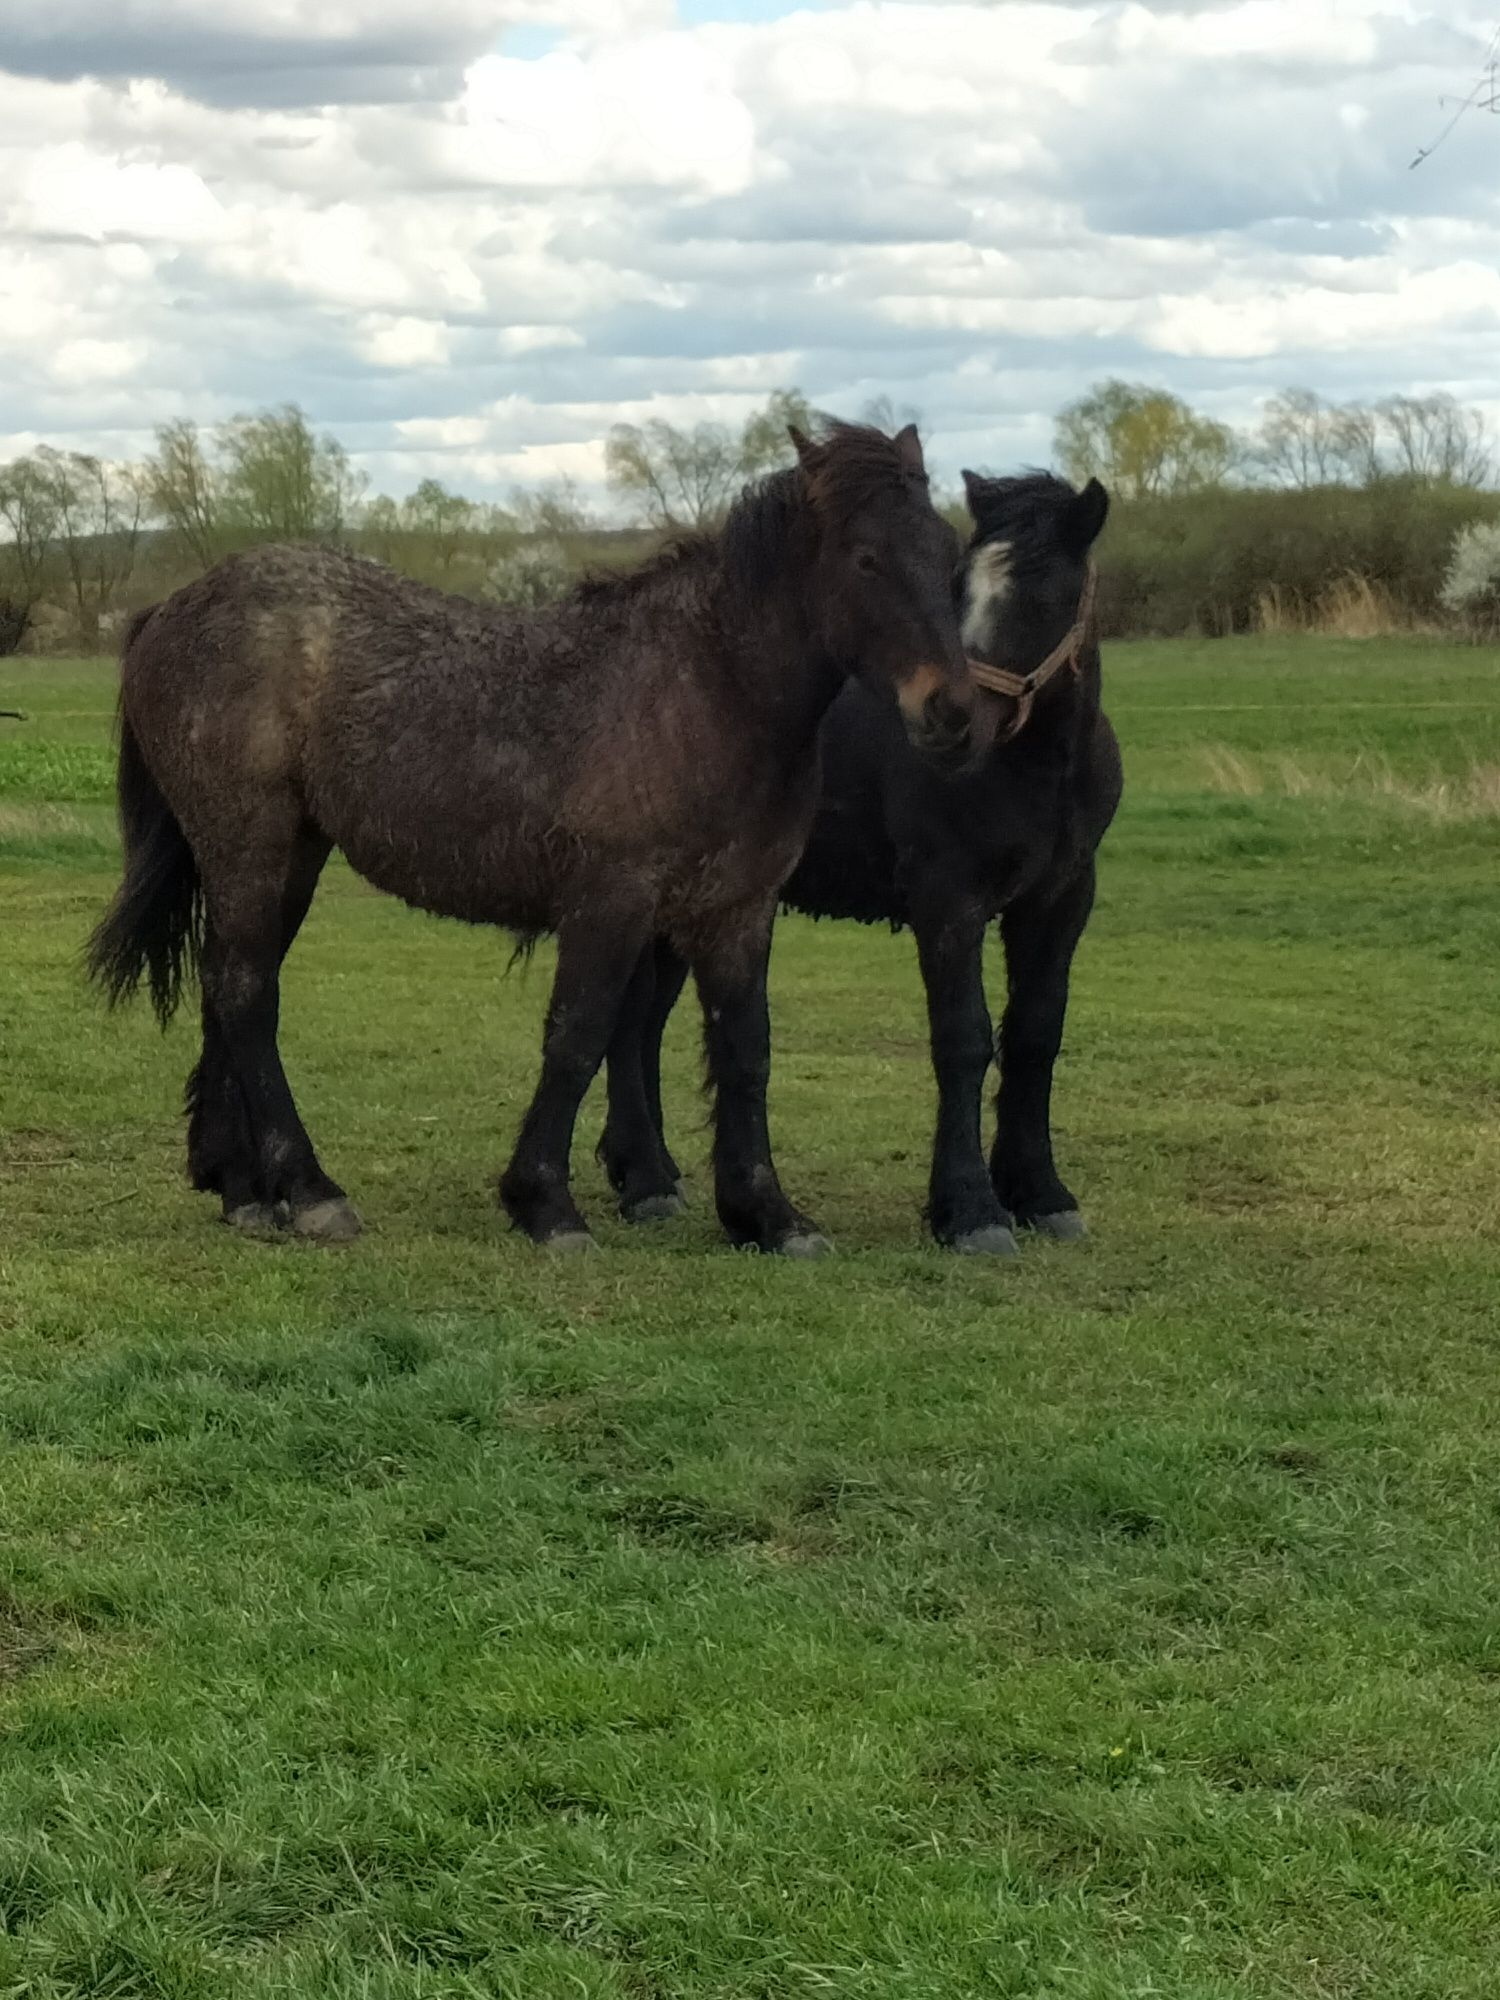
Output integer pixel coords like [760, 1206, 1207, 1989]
[922, 691, 971, 743]
[912, 690, 973, 769]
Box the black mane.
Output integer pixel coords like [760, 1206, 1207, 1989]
[966, 470, 1079, 565]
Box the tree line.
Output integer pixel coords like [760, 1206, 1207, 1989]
[1055, 381, 1491, 499]
[1, 382, 1495, 655]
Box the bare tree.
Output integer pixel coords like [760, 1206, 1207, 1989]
[607, 388, 816, 529]
[0, 456, 63, 638]
[605, 418, 740, 529]
[38, 447, 150, 646]
[1328, 403, 1382, 486]
[1378, 393, 1491, 487]
[508, 477, 592, 538]
[1257, 388, 1340, 488]
[1255, 389, 1398, 488]
[858, 393, 920, 436]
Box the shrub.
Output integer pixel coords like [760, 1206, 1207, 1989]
[1095, 481, 1500, 639]
[1439, 521, 1500, 639]
[482, 537, 576, 608]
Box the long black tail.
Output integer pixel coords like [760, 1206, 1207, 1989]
[86, 623, 202, 1025]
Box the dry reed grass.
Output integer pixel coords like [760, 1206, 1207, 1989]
[1203, 746, 1500, 821]
[1254, 573, 1426, 640]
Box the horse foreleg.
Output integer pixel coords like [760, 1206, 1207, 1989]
[693, 909, 830, 1257]
[910, 882, 1017, 1256]
[990, 863, 1096, 1240]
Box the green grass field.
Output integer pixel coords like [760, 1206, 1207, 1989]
[2, 638, 1500, 1999]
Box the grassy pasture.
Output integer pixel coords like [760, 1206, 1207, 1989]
[2, 637, 1499, 1998]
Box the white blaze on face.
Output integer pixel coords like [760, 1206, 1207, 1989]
[961, 539, 1013, 652]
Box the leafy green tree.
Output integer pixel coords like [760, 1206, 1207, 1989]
[399, 479, 479, 574]
[146, 419, 225, 565]
[1056, 381, 1238, 500]
[739, 389, 818, 480]
[359, 493, 403, 566]
[217, 404, 366, 542]
[147, 407, 364, 554]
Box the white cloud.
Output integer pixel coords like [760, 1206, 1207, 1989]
[7, 142, 223, 243]
[49, 337, 147, 385]
[456, 38, 755, 193]
[361, 316, 454, 367]
[1, 0, 1498, 498]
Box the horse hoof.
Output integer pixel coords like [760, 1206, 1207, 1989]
[223, 1201, 283, 1238]
[952, 1224, 1020, 1257]
[621, 1192, 687, 1225]
[1028, 1210, 1088, 1243]
[291, 1198, 363, 1244]
[542, 1229, 599, 1255]
[776, 1231, 835, 1260]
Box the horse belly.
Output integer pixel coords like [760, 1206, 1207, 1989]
[311, 737, 565, 932]
[335, 817, 557, 931]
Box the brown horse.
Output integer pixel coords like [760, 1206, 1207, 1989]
[88, 421, 975, 1255]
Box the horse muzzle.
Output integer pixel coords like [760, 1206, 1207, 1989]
[898, 670, 977, 772]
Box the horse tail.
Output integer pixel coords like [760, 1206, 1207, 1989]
[86, 614, 202, 1024]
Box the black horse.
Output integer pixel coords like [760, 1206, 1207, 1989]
[597, 468, 1120, 1254]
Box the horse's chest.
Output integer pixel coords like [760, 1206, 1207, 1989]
[972, 837, 1046, 912]
[967, 772, 1081, 912]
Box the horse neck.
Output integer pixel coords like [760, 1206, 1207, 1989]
[716, 539, 844, 745]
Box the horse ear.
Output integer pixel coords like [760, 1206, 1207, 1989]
[894, 423, 926, 477]
[788, 425, 818, 468]
[961, 469, 989, 516]
[1065, 477, 1110, 552]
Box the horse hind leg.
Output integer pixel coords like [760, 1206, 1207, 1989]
[598, 936, 690, 1223]
[186, 1005, 268, 1232]
[195, 822, 355, 1242]
[189, 826, 333, 1231]
[501, 903, 653, 1250]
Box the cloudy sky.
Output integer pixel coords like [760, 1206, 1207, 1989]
[1, 0, 1495, 504]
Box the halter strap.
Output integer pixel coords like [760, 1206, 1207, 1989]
[966, 561, 1097, 743]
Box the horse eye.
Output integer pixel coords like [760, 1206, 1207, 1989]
[854, 548, 881, 577]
